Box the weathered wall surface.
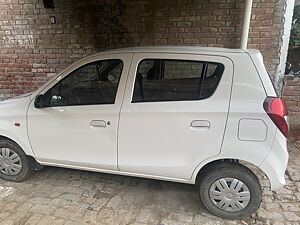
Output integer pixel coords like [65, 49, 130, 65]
[284, 48, 300, 135]
[0, 0, 286, 99]
[283, 75, 300, 133]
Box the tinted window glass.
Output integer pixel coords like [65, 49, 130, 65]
[44, 59, 123, 107]
[132, 59, 224, 103]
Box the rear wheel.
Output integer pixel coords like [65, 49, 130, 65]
[0, 139, 30, 181]
[198, 162, 262, 219]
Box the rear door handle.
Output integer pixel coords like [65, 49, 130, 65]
[190, 120, 210, 128]
[90, 120, 106, 128]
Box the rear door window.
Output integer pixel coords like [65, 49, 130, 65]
[132, 59, 224, 103]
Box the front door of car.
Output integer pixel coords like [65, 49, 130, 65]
[27, 53, 132, 170]
[118, 53, 233, 180]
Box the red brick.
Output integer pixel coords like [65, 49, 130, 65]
[185, 27, 200, 33]
[217, 15, 234, 21]
[213, 9, 229, 15]
[259, 32, 270, 38]
[169, 16, 184, 22]
[183, 38, 200, 44]
[180, 10, 195, 16]
[163, 33, 178, 39]
[176, 22, 192, 27]
[209, 21, 225, 27]
[265, 8, 274, 14]
[200, 38, 217, 44]
[167, 38, 183, 44]
[286, 101, 298, 108]
[219, 3, 235, 9]
[178, 33, 193, 39]
[230, 9, 243, 15]
[262, 20, 273, 26]
[194, 33, 211, 38]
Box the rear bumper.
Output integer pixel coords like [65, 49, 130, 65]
[259, 130, 289, 190]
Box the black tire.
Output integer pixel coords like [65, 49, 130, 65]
[0, 139, 31, 181]
[198, 162, 262, 220]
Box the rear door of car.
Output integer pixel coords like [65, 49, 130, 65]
[118, 53, 234, 180]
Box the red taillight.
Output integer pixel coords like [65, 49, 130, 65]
[263, 97, 289, 137]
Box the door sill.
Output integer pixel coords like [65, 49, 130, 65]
[38, 160, 192, 184]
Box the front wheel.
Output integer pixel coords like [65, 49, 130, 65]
[198, 162, 262, 219]
[0, 139, 31, 181]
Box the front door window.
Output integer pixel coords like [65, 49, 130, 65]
[44, 59, 123, 107]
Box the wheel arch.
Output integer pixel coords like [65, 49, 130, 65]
[0, 135, 22, 146]
[0, 133, 34, 157]
[0, 135, 42, 171]
[192, 157, 271, 189]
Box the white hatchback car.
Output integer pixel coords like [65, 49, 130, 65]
[0, 47, 289, 219]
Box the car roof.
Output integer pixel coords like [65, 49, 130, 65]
[92, 46, 246, 55]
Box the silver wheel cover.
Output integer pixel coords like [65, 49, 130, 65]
[209, 177, 250, 212]
[0, 148, 23, 176]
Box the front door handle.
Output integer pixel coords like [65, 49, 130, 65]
[190, 120, 210, 128]
[90, 120, 106, 128]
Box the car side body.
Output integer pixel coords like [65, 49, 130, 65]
[0, 47, 289, 219]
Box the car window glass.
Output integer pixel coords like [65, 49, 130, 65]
[44, 59, 123, 107]
[132, 59, 224, 103]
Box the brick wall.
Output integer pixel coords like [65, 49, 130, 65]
[0, 0, 286, 100]
[285, 46, 300, 135]
[282, 75, 300, 135]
